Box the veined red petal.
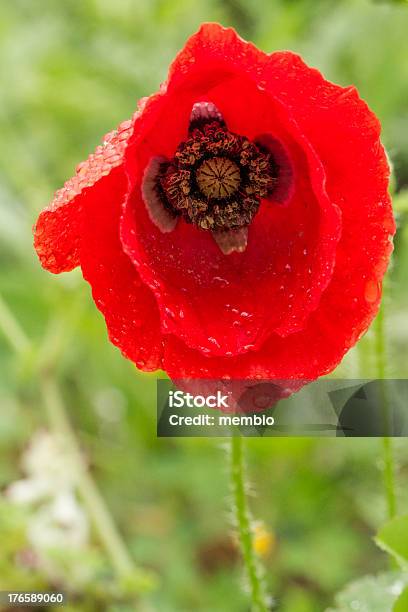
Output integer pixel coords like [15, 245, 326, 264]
[34, 23, 395, 386]
[80, 165, 163, 371]
[155, 24, 394, 380]
[34, 119, 133, 273]
[120, 26, 342, 359]
[34, 115, 163, 371]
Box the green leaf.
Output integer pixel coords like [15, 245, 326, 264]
[376, 514, 408, 570]
[394, 586, 408, 612]
[328, 572, 408, 612]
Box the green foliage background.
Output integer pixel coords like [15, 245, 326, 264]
[1, 0, 408, 610]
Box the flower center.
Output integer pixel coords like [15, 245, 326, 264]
[142, 102, 281, 253]
[154, 115, 276, 232]
[196, 157, 241, 199]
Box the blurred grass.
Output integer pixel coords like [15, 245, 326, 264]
[1, 0, 408, 610]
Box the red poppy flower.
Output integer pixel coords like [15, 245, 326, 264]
[34, 23, 395, 387]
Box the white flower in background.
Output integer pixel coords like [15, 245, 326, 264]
[7, 429, 78, 503]
[28, 491, 89, 551]
[6, 429, 89, 552]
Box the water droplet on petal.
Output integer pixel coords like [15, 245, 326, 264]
[213, 276, 230, 287]
[208, 336, 221, 349]
[364, 279, 380, 303]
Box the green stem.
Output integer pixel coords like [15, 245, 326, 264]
[230, 435, 269, 612]
[382, 435, 397, 520]
[40, 376, 145, 581]
[374, 303, 387, 381]
[0, 293, 30, 353]
[0, 292, 150, 585]
[374, 304, 397, 520]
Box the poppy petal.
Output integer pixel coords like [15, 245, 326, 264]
[120, 25, 341, 359]
[80, 164, 163, 371]
[159, 28, 394, 380]
[34, 23, 395, 386]
[34, 119, 133, 273]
